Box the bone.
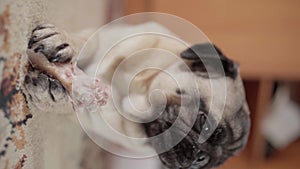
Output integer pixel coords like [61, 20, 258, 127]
[27, 50, 110, 113]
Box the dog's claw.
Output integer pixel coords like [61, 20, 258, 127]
[26, 24, 110, 112]
[28, 24, 74, 63]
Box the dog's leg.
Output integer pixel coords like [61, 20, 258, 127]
[28, 24, 77, 63]
[24, 24, 75, 111]
[25, 24, 109, 112]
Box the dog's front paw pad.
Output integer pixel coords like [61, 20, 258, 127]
[24, 68, 67, 109]
[28, 24, 74, 63]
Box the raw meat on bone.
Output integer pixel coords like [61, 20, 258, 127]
[27, 50, 110, 113]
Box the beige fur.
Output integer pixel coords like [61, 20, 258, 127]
[76, 22, 248, 153]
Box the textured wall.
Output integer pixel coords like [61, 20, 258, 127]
[0, 0, 107, 168]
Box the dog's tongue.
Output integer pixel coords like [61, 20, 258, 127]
[27, 50, 110, 113]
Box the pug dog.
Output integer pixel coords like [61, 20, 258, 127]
[24, 22, 250, 169]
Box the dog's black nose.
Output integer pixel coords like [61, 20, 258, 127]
[192, 113, 214, 138]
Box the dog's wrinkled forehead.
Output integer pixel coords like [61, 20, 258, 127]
[149, 43, 247, 117]
[181, 43, 247, 115]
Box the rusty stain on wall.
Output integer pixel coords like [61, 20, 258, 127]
[9, 92, 30, 125]
[0, 52, 32, 159]
[1, 53, 21, 97]
[0, 4, 32, 168]
[12, 126, 27, 150]
[0, 5, 10, 52]
[13, 154, 27, 169]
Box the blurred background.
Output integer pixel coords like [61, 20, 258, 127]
[1, 0, 300, 169]
[109, 1, 300, 168]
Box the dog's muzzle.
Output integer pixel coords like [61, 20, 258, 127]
[143, 103, 250, 169]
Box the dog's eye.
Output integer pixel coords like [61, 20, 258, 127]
[203, 125, 210, 134]
[202, 120, 212, 137]
[193, 113, 213, 139]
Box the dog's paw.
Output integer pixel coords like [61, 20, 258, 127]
[24, 24, 110, 113]
[24, 66, 68, 110]
[28, 24, 74, 63]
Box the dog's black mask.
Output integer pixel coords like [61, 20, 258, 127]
[143, 103, 250, 169]
[143, 44, 250, 169]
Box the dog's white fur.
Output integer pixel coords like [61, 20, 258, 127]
[76, 22, 247, 153]
[77, 22, 186, 151]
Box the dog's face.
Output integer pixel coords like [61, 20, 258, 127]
[142, 44, 250, 169]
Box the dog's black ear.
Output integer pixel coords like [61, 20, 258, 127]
[180, 43, 238, 79]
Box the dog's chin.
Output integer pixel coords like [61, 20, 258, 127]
[144, 122, 235, 169]
[158, 136, 212, 169]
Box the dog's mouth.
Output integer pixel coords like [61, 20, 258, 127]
[143, 104, 250, 169]
[159, 141, 211, 169]
[143, 104, 210, 169]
